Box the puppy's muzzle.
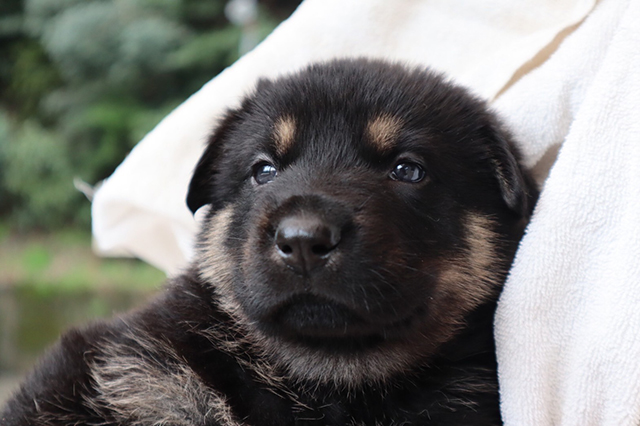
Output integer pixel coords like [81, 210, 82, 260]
[275, 214, 341, 275]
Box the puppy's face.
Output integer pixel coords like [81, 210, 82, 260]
[188, 60, 535, 386]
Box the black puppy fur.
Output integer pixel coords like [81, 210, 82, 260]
[1, 59, 537, 426]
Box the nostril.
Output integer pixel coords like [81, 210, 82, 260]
[311, 244, 333, 256]
[279, 244, 293, 255]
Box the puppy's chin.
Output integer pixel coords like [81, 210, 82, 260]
[270, 295, 368, 338]
[249, 306, 433, 387]
[254, 294, 423, 353]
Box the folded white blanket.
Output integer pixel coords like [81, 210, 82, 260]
[92, 0, 640, 423]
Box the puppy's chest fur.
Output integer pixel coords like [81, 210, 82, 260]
[83, 275, 501, 426]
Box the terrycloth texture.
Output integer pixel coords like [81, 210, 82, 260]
[90, 0, 640, 424]
[493, 0, 640, 424]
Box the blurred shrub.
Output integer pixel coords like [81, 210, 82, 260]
[0, 0, 298, 231]
[0, 116, 85, 229]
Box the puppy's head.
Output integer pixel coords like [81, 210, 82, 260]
[187, 59, 537, 386]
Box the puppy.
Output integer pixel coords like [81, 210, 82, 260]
[1, 59, 537, 425]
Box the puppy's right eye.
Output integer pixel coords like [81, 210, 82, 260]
[389, 162, 426, 183]
[253, 163, 277, 185]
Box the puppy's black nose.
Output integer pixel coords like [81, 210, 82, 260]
[275, 215, 341, 275]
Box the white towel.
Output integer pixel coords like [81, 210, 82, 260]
[493, 0, 640, 424]
[91, 0, 640, 423]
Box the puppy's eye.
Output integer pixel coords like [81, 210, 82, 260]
[253, 163, 277, 185]
[390, 162, 426, 183]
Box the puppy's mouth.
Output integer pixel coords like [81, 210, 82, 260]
[262, 294, 419, 345]
[273, 295, 364, 336]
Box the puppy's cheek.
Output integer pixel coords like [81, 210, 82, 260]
[241, 211, 274, 277]
[350, 213, 430, 311]
[232, 209, 285, 318]
[431, 213, 505, 326]
[196, 205, 244, 315]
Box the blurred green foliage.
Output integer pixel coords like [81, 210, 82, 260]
[0, 228, 167, 292]
[0, 0, 298, 231]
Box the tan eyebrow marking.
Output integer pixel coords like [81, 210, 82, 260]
[365, 114, 403, 152]
[273, 116, 296, 155]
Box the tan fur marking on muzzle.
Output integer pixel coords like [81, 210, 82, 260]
[366, 114, 403, 152]
[273, 116, 296, 155]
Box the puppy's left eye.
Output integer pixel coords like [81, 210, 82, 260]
[390, 162, 426, 183]
[253, 163, 278, 185]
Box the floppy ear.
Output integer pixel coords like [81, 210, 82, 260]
[186, 110, 241, 214]
[484, 122, 538, 218]
[187, 78, 275, 214]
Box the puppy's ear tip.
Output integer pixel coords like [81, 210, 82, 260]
[186, 178, 211, 215]
[185, 108, 243, 216]
[483, 120, 538, 218]
[503, 185, 529, 218]
[186, 195, 203, 215]
[498, 164, 539, 219]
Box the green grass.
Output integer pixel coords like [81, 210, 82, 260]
[0, 226, 166, 292]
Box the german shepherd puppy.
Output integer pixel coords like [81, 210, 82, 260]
[1, 59, 537, 425]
